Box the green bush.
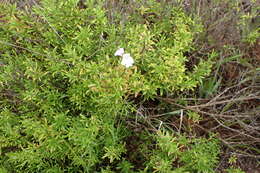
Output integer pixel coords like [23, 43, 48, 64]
[0, 0, 218, 172]
[144, 131, 220, 173]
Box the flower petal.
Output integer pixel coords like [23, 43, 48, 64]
[114, 48, 124, 56]
[121, 53, 134, 68]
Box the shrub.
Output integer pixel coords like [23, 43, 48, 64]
[0, 0, 216, 172]
[145, 131, 220, 173]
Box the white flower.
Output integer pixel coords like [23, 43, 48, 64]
[121, 53, 134, 68]
[114, 48, 134, 68]
[114, 48, 124, 57]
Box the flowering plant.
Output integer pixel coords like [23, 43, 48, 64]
[114, 48, 134, 68]
[0, 1, 216, 172]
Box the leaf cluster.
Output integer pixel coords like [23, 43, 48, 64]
[0, 0, 218, 172]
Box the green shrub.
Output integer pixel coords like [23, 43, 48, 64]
[144, 131, 220, 173]
[0, 0, 217, 172]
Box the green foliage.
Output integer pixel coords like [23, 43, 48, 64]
[226, 168, 245, 173]
[116, 159, 134, 173]
[0, 0, 217, 172]
[238, 4, 260, 45]
[226, 155, 245, 173]
[187, 111, 202, 123]
[144, 130, 220, 173]
[242, 28, 260, 45]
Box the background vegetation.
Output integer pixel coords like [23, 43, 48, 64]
[0, 0, 259, 172]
